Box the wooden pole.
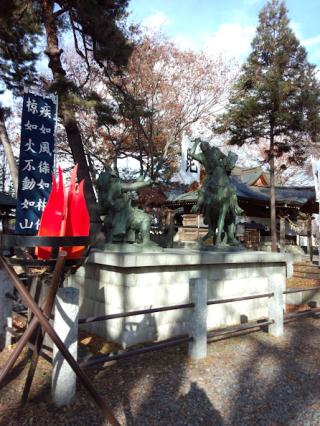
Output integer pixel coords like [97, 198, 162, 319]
[21, 251, 67, 404]
[0, 253, 66, 387]
[0, 255, 120, 425]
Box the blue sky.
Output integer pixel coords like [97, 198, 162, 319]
[128, 0, 320, 66]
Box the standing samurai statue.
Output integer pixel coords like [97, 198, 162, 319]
[189, 139, 243, 247]
[97, 166, 155, 246]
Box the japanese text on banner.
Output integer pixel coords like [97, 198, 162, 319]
[16, 92, 57, 234]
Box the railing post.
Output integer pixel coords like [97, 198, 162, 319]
[268, 273, 284, 337]
[0, 269, 13, 350]
[188, 277, 207, 360]
[52, 287, 79, 406]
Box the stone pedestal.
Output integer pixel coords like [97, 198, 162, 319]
[68, 248, 291, 348]
[52, 287, 79, 407]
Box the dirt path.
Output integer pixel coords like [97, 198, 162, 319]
[1, 316, 320, 425]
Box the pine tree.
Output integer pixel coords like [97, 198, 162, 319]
[216, 0, 320, 251]
[0, 1, 40, 194]
[0, 0, 132, 235]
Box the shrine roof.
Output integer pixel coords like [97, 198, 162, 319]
[231, 177, 315, 206]
[167, 177, 316, 208]
[231, 166, 271, 185]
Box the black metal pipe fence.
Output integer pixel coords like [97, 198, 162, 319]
[284, 307, 320, 322]
[207, 319, 274, 342]
[283, 285, 320, 294]
[76, 282, 320, 367]
[9, 279, 320, 368]
[78, 302, 195, 325]
[207, 292, 274, 305]
[80, 336, 192, 368]
[77, 290, 280, 368]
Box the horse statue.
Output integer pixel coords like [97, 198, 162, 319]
[189, 139, 243, 247]
[96, 166, 154, 246]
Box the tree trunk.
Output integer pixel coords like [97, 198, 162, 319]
[41, 0, 101, 235]
[113, 144, 119, 176]
[269, 127, 277, 252]
[0, 110, 18, 194]
[279, 215, 285, 253]
[307, 215, 313, 262]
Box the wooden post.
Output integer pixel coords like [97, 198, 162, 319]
[0, 255, 120, 425]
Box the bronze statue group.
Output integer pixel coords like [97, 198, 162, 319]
[97, 139, 243, 248]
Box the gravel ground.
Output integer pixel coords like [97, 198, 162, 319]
[1, 316, 320, 425]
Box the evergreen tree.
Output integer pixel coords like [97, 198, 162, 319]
[216, 0, 320, 251]
[0, 0, 132, 234]
[0, 1, 40, 194]
[0, 1, 40, 93]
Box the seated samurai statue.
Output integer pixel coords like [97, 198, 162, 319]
[97, 166, 155, 246]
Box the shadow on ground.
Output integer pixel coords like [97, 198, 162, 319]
[1, 317, 320, 425]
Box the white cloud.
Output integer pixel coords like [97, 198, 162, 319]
[302, 34, 320, 64]
[173, 34, 197, 51]
[303, 34, 320, 47]
[203, 23, 255, 61]
[141, 11, 171, 32]
[290, 22, 320, 64]
[290, 21, 303, 39]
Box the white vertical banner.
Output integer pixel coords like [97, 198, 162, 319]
[179, 134, 200, 184]
[311, 157, 320, 201]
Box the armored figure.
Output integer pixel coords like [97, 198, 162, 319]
[97, 166, 154, 246]
[189, 139, 243, 246]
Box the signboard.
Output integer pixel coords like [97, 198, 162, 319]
[311, 157, 320, 201]
[15, 91, 58, 234]
[179, 134, 200, 184]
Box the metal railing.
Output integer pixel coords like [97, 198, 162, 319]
[78, 302, 195, 325]
[207, 292, 274, 305]
[283, 285, 320, 294]
[80, 336, 192, 368]
[77, 283, 279, 367]
[9, 278, 320, 368]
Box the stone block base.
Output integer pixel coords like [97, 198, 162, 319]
[68, 248, 290, 347]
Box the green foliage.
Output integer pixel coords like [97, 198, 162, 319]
[0, 0, 41, 94]
[90, 92, 118, 126]
[0, 0, 132, 97]
[217, 0, 320, 161]
[65, 0, 132, 68]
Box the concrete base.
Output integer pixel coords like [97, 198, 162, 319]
[68, 248, 291, 348]
[52, 287, 79, 407]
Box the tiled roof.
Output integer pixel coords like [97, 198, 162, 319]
[169, 177, 316, 208]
